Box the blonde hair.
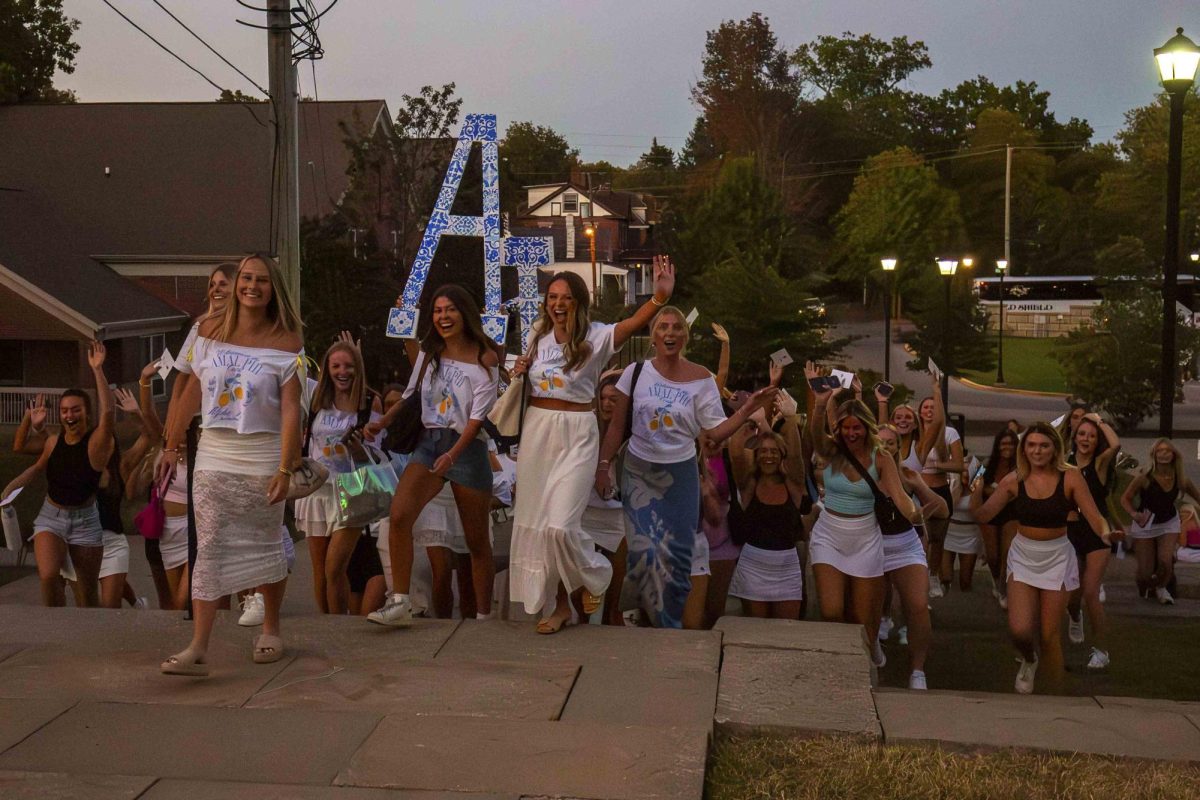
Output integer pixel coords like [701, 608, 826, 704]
[1016, 421, 1069, 480]
[819, 399, 881, 472]
[650, 305, 690, 355]
[215, 253, 302, 343]
[310, 341, 368, 415]
[752, 431, 788, 481]
[1146, 437, 1185, 487]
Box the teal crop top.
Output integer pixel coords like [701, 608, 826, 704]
[823, 454, 880, 515]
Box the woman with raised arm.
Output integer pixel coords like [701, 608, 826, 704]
[295, 337, 383, 615]
[158, 254, 303, 676]
[2, 343, 115, 607]
[367, 285, 499, 627]
[875, 423, 948, 689]
[1121, 438, 1199, 606]
[907, 380, 963, 599]
[974, 422, 1117, 694]
[979, 427, 1020, 608]
[806, 361, 921, 662]
[596, 309, 775, 629]
[1066, 413, 1120, 670]
[509, 257, 675, 634]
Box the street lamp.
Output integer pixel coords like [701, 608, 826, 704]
[881, 258, 897, 381]
[935, 258, 958, 410]
[995, 259, 1009, 385]
[583, 221, 598, 303]
[1154, 27, 1199, 436]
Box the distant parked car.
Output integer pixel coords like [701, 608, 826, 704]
[799, 296, 827, 320]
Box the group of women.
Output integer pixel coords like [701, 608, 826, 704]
[5, 251, 1198, 697]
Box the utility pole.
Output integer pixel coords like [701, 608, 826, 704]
[268, 0, 300, 299]
[998, 144, 1012, 385]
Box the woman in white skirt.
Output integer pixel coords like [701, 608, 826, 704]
[511, 258, 675, 634]
[1120, 438, 1199, 605]
[876, 423, 947, 689]
[581, 372, 628, 626]
[943, 461, 984, 592]
[807, 364, 921, 652]
[159, 254, 304, 675]
[974, 422, 1117, 694]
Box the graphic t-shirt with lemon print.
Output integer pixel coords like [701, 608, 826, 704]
[529, 322, 617, 404]
[616, 360, 727, 464]
[403, 352, 498, 434]
[180, 336, 303, 435]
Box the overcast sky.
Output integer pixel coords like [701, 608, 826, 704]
[63, 1, 1196, 165]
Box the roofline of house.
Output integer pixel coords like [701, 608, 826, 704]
[0, 261, 99, 338]
[100, 314, 190, 338]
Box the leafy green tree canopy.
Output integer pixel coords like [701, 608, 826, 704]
[0, 0, 79, 103]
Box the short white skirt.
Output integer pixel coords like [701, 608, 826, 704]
[691, 528, 711, 577]
[1007, 533, 1079, 591]
[810, 511, 884, 578]
[729, 544, 803, 601]
[1128, 516, 1178, 540]
[295, 483, 340, 537]
[98, 530, 130, 579]
[945, 519, 984, 555]
[413, 485, 492, 555]
[882, 528, 927, 573]
[160, 514, 189, 570]
[581, 504, 626, 554]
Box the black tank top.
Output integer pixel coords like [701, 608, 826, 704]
[740, 490, 805, 551]
[46, 430, 101, 507]
[1068, 456, 1110, 522]
[96, 441, 124, 533]
[1139, 473, 1179, 524]
[1013, 472, 1072, 529]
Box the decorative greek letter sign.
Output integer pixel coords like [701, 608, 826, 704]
[386, 113, 553, 347]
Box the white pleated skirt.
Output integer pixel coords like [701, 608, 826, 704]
[413, 484, 493, 555]
[945, 519, 984, 555]
[729, 544, 803, 601]
[1128, 517, 1178, 540]
[509, 407, 612, 614]
[882, 527, 927, 572]
[810, 510, 884, 578]
[1007, 533, 1079, 591]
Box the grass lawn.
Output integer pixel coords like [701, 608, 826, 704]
[707, 735, 1200, 800]
[961, 337, 1068, 394]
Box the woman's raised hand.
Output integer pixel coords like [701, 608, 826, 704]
[27, 395, 47, 430]
[652, 254, 675, 300]
[337, 330, 362, 350]
[87, 341, 107, 370]
[805, 361, 832, 401]
[141, 360, 161, 381]
[711, 322, 729, 343]
[768, 359, 784, 387]
[113, 388, 139, 414]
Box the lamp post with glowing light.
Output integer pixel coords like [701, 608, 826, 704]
[995, 259, 1009, 385]
[1154, 27, 1199, 436]
[881, 258, 897, 381]
[584, 221, 598, 303]
[936, 258, 958, 410]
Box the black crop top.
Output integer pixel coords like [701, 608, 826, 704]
[736, 492, 805, 551]
[45, 430, 101, 507]
[1139, 474, 1179, 524]
[1068, 456, 1110, 522]
[1012, 472, 1073, 529]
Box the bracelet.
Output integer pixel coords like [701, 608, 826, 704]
[650, 294, 667, 307]
[139, 380, 152, 388]
[277, 465, 293, 477]
[597, 460, 610, 467]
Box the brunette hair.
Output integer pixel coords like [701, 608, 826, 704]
[984, 427, 1020, 485]
[59, 389, 93, 429]
[420, 284, 494, 372]
[532, 271, 592, 372]
[310, 341, 369, 415]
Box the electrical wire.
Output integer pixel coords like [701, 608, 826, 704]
[150, 0, 269, 96]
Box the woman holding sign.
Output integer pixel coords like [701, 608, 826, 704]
[509, 258, 674, 634]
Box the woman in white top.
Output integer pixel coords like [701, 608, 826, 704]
[296, 339, 382, 614]
[596, 308, 774, 629]
[907, 384, 962, 598]
[159, 254, 304, 676]
[367, 285, 499, 627]
[510, 257, 675, 634]
[579, 371, 628, 626]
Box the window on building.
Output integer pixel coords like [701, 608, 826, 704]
[639, 263, 654, 294]
[141, 334, 167, 397]
[0, 341, 22, 386]
[550, 201, 561, 216]
[580, 202, 592, 218]
[563, 193, 579, 214]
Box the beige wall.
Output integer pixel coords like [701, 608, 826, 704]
[983, 303, 1094, 338]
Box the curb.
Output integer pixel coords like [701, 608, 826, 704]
[955, 377, 1070, 399]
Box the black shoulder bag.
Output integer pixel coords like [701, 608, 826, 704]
[389, 354, 433, 455]
[835, 442, 911, 535]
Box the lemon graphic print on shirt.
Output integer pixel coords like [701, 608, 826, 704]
[538, 366, 565, 394]
[206, 350, 265, 424]
[643, 382, 692, 443]
[424, 360, 469, 428]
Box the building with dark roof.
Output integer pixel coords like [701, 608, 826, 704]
[0, 100, 390, 418]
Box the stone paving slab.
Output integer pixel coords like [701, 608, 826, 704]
[262, 613, 461, 664]
[715, 646, 880, 739]
[436, 618, 720, 674]
[874, 689, 1200, 761]
[714, 618, 867, 656]
[247, 657, 577, 720]
[0, 644, 24, 664]
[336, 714, 708, 799]
[0, 770, 155, 800]
[559, 666, 717, 730]
[0, 698, 77, 754]
[143, 779, 518, 799]
[0, 701, 383, 785]
[874, 688, 1101, 710]
[1094, 695, 1200, 712]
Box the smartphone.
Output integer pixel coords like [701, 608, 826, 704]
[874, 381, 894, 398]
[807, 376, 827, 392]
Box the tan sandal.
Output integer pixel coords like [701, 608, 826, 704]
[253, 634, 284, 664]
[161, 652, 209, 677]
[536, 616, 570, 635]
[582, 591, 603, 615]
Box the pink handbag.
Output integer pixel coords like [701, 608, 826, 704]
[134, 483, 166, 540]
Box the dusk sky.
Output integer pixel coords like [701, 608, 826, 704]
[64, 1, 1196, 165]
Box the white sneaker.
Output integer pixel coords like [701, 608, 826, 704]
[998, 593, 1009, 610]
[991, 584, 1003, 604]
[1087, 648, 1110, 670]
[908, 670, 927, 690]
[897, 626, 908, 646]
[1015, 657, 1038, 694]
[368, 594, 413, 627]
[238, 592, 265, 627]
[878, 616, 893, 642]
[1156, 587, 1175, 606]
[1098, 584, 1106, 604]
[133, 596, 148, 610]
[872, 638, 887, 668]
[928, 579, 944, 599]
[1068, 612, 1084, 644]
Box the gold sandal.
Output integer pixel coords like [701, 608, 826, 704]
[582, 591, 603, 615]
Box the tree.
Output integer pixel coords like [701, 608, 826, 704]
[216, 89, 265, 104]
[928, 76, 1093, 152]
[615, 138, 677, 191]
[1054, 236, 1200, 430]
[499, 121, 579, 211]
[792, 31, 931, 111]
[0, 0, 79, 103]
[904, 278, 995, 380]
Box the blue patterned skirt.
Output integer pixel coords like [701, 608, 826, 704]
[620, 452, 700, 628]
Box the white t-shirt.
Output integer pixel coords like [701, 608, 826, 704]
[528, 322, 617, 404]
[616, 360, 726, 464]
[306, 405, 383, 473]
[901, 426, 961, 473]
[403, 352, 498, 434]
[180, 336, 303, 435]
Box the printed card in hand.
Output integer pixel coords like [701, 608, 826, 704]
[927, 357, 943, 382]
[686, 307, 700, 326]
[157, 347, 175, 381]
[830, 369, 855, 389]
[770, 349, 794, 368]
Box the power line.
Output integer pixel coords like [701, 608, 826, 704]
[151, 0, 269, 96]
